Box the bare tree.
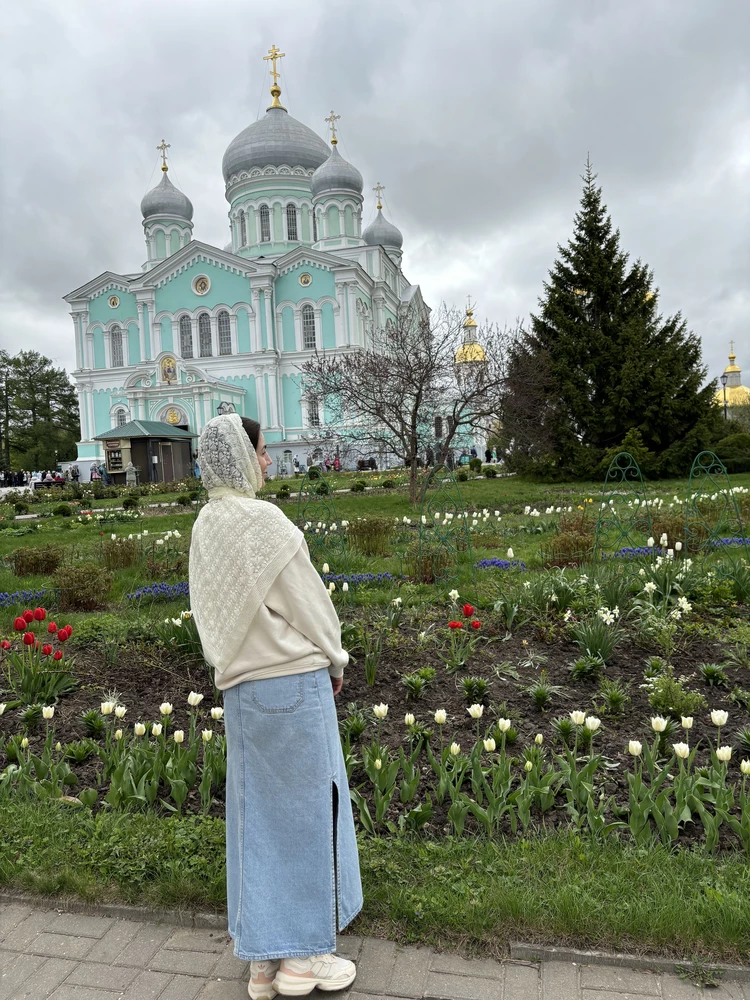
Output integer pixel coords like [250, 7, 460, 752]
[300, 304, 517, 503]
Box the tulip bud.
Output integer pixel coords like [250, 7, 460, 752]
[740, 759, 750, 776]
[21, 737, 29, 748]
[524, 760, 533, 772]
[160, 702, 173, 716]
[710, 709, 728, 727]
[342, 582, 349, 592]
[101, 701, 115, 716]
[647, 537, 655, 548]
[496, 718, 511, 733]
[114, 729, 123, 741]
[374, 758, 382, 770]
[202, 729, 213, 742]
[585, 716, 601, 732]
[0, 704, 5, 717]
[42, 706, 54, 720]
[569, 710, 586, 726]
[328, 582, 336, 594]
[483, 737, 496, 752]
[152, 723, 163, 736]
[672, 742, 690, 759]
[681, 717, 693, 730]
[450, 742, 461, 757]
[716, 746, 732, 762]
[434, 709, 447, 725]
[114, 705, 127, 719]
[404, 713, 415, 726]
[628, 740, 642, 756]
[322, 563, 330, 574]
[211, 707, 224, 720]
[468, 704, 484, 719]
[507, 548, 514, 559]
[187, 692, 204, 708]
[55, 742, 62, 752]
[173, 730, 185, 744]
[651, 716, 667, 732]
[675, 541, 683, 552]
[373, 703, 388, 719]
[134, 723, 146, 737]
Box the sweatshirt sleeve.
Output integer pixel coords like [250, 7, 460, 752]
[264, 540, 349, 677]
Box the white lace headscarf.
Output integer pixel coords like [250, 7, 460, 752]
[189, 414, 302, 672]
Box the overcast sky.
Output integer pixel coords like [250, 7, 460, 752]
[1, 0, 748, 389]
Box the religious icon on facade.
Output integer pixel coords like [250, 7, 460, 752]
[299, 272, 312, 287]
[108, 295, 120, 308]
[161, 356, 177, 384]
[193, 275, 210, 295]
[165, 408, 182, 424]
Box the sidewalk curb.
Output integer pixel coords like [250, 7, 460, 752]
[510, 941, 750, 983]
[0, 892, 228, 931]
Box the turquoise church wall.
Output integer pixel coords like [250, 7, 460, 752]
[326, 205, 340, 237]
[236, 308, 251, 353]
[160, 317, 173, 352]
[92, 329, 105, 369]
[345, 205, 354, 237]
[93, 388, 112, 434]
[155, 231, 167, 258]
[89, 289, 138, 326]
[281, 307, 295, 352]
[321, 302, 335, 349]
[281, 374, 302, 427]
[259, 291, 268, 349]
[127, 323, 140, 365]
[154, 259, 250, 314]
[221, 376, 258, 421]
[274, 264, 335, 305]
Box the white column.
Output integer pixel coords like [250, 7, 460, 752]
[210, 315, 218, 356]
[103, 329, 112, 368]
[338, 208, 345, 237]
[313, 307, 322, 350]
[251, 291, 261, 352]
[229, 313, 238, 354]
[171, 318, 179, 354]
[191, 316, 199, 357]
[138, 307, 146, 361]
[78, 386, 88, 439]
[72, 316, 82, 369]
[85, 331, 94, 369]
[266, 370, 279, 426]
[264, 292, 274, 351]
[146, 303, 155, 359]
[255, 373, 267, 428]
[293, 308, 302, 352]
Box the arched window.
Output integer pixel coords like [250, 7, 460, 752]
[434, 416, 443, 440]
[286, 204, 298, 241]
[302, 305, 316, 350]
[116, 409, 128, 427]
[110, 325, 123, 367]
[238, 210, 247, 247]
[312, 209, 318, 243]
[199, 313, 212, 357]
[308, 397, 320, 427]
[179, 315, 193, 358]
[218, 311, 232, 355]
[259, 205, 271, 242]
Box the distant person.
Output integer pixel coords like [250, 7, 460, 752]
[70, 464, 80, 482]
[325, 456, 332, 472]
[425, 445, 434, 466]
[43, 471, 54, 483]
[485, 448, 492, 464]
[333, 456, 340, 472]
[125, 461, 137, 486]
[293, 455, 300, 474]
[193, 452, 201, 478]
[90, 462, 99, 480]
[53, 472, 64, 483]
[470, 446, 477, 460]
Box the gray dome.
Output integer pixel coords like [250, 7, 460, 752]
[363, 207, 403, 249]
[311, 144, 363, 199]
[141, 171, 193, 221]
[222, 108, 330, 182]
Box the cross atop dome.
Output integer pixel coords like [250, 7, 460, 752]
[373, 182, 385, 210]
[157, 139, 171, 173]
[324, 110, 341, 145]
[263, 44, 287, 110]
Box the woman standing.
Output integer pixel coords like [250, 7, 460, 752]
[189, 414, 362, 999]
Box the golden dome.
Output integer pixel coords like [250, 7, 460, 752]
[455, 342, 487, 364]
[714, 384, 750, 406]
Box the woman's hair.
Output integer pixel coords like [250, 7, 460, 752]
[240, 417, 261, 450]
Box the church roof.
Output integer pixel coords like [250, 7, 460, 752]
[222, 107, 330, 182]
[95, 420, 196, 440]
[311, 144, 363, 199]
[141, 171, 193, 222]
[363, 207, 403, 249]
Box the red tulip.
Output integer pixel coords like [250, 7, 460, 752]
[47, 622, 57, 633]
[14, 617, 26, 631]
[23, 632, 34, 646]
[23, 610, 34, 623]
[448, 620, 463, 630]
[1, 640, 10, 649]
[33, 608, 46, 621]
[42, 644, 53, 656]
[470, 620, 481, 630]
[53, 650, 63, 661]
[462, 604, 475, 617]
[57, 628, 69, 642]
[64, 624, 73, 636]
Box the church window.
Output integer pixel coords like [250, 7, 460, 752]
[179, 316, 193, 358]
[110, 325, 123, 367]
[116, 409, 127, 427]
[308, 397, 320, 427]
[218, 311, 232, 355]
[199, 313, 212, 357]
[434, 416, 443, 440]
[259, 205, 271, 242]
[312, 209, 318, 242]
[239, 210, 247, 247]
[302, 305, 316, 350]
[286, 204, 298, 241]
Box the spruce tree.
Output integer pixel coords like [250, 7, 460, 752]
[505, 159, 718, 478]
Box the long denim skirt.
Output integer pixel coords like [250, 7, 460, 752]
[223, 667, 363, 960]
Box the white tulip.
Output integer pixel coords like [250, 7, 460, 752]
[187, 692, 204, 707]
[716, 746, 732, 762]
[468, 704, 484, 719]
[483, 738, 496, 752]
[173, 530, 181, 538]
[342, 582, 349, 592]
[496, 718, 511, 733]
[374, 758, 382, 770]
[373, 703, 388, 719]
[628, 740, 642, 756]
[322, 563, 330, 574]
[675, 541, 682, 552]
[651, 716, 667, 732]
[672, 742, 690, 759]
[740, 759, 750, 776]
[660, 533, 668, 546]
[711, 709, 728, 727]
[211, 707, 224, 721]
[569, 710, 586, 726]
[21, 737, 29, 748]
[202, 729, 213, 742]
[647, 537, 655, 548]
[404, 713, 415, 726]
[434, 709, 447, 725]
[152, 723, 163, 736]
[115, 705, 127, 719]
[134, 723, 146, 737]
[111, 533, 117, 540]
[534, 733, 543, 745]
[328, 582, 336, 594]
[55, 742, 62, 752]
[507, 547, 514, 559]
[681, 717, 693, 730]
[173, 730, 185, 744]
[160, 702, 173, 716]
[450, 742, 461, 757]
[42, 705, 54, 720]
[101, 701, 115, 715]
[0, 704, 6, 717]
[524, 760, 533, 772]
[585, 716, 601, 732]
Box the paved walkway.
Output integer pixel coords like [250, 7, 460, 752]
[0, 903, 747, 999]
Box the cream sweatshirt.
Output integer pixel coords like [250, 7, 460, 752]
[215, 539, 349, 690]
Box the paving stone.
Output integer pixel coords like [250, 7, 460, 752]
[430, 953, 504, 981]
[43, 912, 116, 939]
[581, 993, 659, 1000]
[11, 957, 78, 999]
[425, 971, 503, 1000]
[163, 927, 226, 953]
[47, 988, 121, 1000]
[211, 941, 249, 981]
[350, 994, 413, 1000]
[113, 922, 173, 967]
[338, 935, 365, 962]
[0, 906, 33, 943]
[149, 946, 220, 977]
[159, 973, 206, 1000]
[661, 978, 746, 1000]
[541, 961, 578, 1000]
[581, 965, 660, 995]
[0, 953, 46, 1000]
[27, 931, 97, 961]
[89, 919, 143, 965]
[390, 946, 433, 998]
[119, 969, 174, 999]
[504, 962, 539, 999]
[65, 961, 138, 990]
[197, 980, 252, 999]
[0, 910, 54, 952]
[355, 938, 397, 994]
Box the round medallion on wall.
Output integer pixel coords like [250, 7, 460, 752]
[108, 295, 120, 308]
[165, 408, 182, 425]
[193, 275, 211, 296]
[299, 272, 312, 287]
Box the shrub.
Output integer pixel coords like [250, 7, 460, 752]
[469, 457, 482, 473]
[188, 490, 200, 502]
[54, 563, 113, 611]
[315, 481, 330, 496]
[541, 533, 594, 568]
[275, 485, 290, 499]
[456, 471, 469, 482]
[348, 517, 394, 557]
[176, 494, 192, 506]
[102, 538, 140, 570]
[307, 467, 321, 480]
[381, 479, 396, 489]
[404, 540, 450, 584]
[52, 503, 73, 517]
[350, 480, 366, 493]
[715, 432, 750, 474]
[483, 466, 498, 478]
[11, 545, 64, 577]
[122, 496, 139, 510]
[14, 501, 29, 515]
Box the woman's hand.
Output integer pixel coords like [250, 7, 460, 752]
[331, 675, 344, 696]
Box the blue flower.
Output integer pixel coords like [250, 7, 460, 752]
[126, 581, 190, 601]
[474, 559, 526, 571]
[0, 588, 48, 608]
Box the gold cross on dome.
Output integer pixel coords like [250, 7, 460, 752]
[324, 110, 341, 145]
[373, 182, 385, 209]
[263, 45, 285, 86]
[467, 294, 474, 312]
[157, 139, 170, 172]
[730, 339, 735, 355]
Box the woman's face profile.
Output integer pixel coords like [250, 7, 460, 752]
[256, 432, 273, 482]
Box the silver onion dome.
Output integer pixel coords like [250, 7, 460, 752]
[363, 207, 403, 249]
[311, 144, 363, 199]
[222, 108, 330, 182]
[140, 171, 194, 221]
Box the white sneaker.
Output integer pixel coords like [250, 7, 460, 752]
[248, 959, 281, 1000]
[273, 954, 357, 995]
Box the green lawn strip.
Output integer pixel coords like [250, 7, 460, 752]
[1, 802, 748, 961]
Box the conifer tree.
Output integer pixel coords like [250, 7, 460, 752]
[503, 160, 719, 478]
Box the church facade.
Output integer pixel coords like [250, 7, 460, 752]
[64, 49, 432, 476]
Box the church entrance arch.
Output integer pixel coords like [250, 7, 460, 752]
[158, 405, 189, 432]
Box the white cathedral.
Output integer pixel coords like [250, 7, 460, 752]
[64, 48, 483, 480]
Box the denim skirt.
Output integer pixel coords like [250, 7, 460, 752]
[223, 668, 363, 961]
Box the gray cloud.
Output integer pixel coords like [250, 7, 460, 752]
[1, 0, 748, 388]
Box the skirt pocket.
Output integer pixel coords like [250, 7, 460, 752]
[250, 674, 305, 714]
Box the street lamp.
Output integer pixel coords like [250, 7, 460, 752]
[720, 372, 728, 421]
